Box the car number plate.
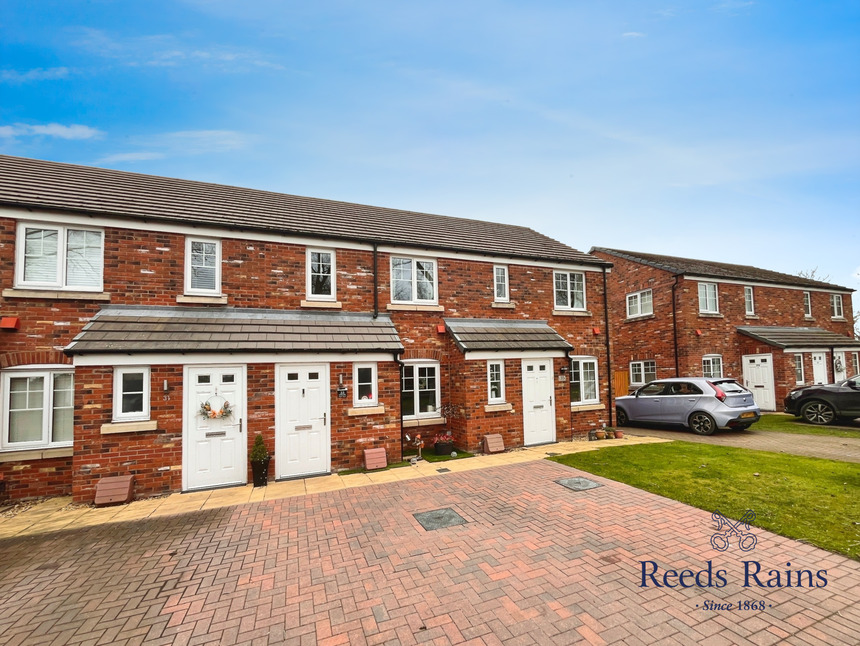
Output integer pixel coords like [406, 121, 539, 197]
[740, 412, 756, 419]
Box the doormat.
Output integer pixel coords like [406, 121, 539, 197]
[556, 477, 602, 492]
[413, 508, 467, 531]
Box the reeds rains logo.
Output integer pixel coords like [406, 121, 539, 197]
[638, 509, 828, 589]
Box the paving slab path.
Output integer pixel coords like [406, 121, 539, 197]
[1, 459, 857, 646]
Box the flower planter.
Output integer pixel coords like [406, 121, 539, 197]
[434, 441, 454, 456]
[594, 430, 606, 440]
[613, 430, 624, 439]
[251, 457, 271, 487]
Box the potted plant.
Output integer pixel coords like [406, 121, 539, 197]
[594, 428, 606, 440]
[612, 427, 624, 439]
[433, 432, 455, 455]
[250, 434, 271, 487]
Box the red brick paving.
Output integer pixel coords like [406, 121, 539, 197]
[0, 460, 858, 645]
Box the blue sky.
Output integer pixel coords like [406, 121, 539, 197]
[2, 1, 859, 294]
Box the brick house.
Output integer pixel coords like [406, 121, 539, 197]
[0, 155, 612, 502]
[590, 248, 859, 413]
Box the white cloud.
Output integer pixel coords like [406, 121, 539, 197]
[95, 130, 252, 164]
[0, 123, 103, 140]
[622, 32, 646, 38]
[0, 67, 71, 83]
[96, 152, 166, 164]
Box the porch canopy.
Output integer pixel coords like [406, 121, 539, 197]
[444, 318, 572, 358]
[64, 306, 404, 356]
[738, 326, 860, 350]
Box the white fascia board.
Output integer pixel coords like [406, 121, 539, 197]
[378, 244, 607, 273]
[464, 349, 567, 361]
[684, 274, 853, 294]
[71, 351, 397, 367]
[781, 347, 860, 354]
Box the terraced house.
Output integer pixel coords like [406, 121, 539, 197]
[590, 248, 858, 411]
[0, 155, 612, 502]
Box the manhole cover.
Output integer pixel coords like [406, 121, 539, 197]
[546, 452, 561, 456]
[413, 508, 467, 531]
[436, 468, 451, 473]
[556, 477, 602, 492]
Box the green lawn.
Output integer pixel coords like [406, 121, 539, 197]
[550, 443, 860, 560]
[753, 413, 860, 438]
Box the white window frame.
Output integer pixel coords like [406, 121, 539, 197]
[698, 282, 719, 314]
[626, 289, 653, 318]
[702, 355, 723, 379]
[852, 352, 859, 375]
[306, 248, 336, 302]
[487, 360, 506, 404]
[570, 356, 599, 405]
[744, 286, 755, 316]
[803, 291, 812, 317]
[554, 271, 587, 311]
[830, 294, 844, 319]
[353, 363, 378, 407]
[629, 360, 657, 386]
[493, 265, 509, 303]
[401, 360, 441, 420]
[390, 256, 438, 304]
[15, 222, 104, 291]
[113, 366, 151, 422]
[1, 367, 74, 451]
[185, 236, 222, 295]
[794, 354, 805, 385]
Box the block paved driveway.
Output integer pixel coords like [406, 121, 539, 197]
[1, 460, 858, 646]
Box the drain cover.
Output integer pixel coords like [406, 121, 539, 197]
[413, 508, 467, 531]
[556, 477, 602, 492]
[436, 467, 451, 473]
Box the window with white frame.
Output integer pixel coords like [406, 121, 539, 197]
[391, 257, 437, 304]
[401, 361, 440, 418]
[698, 282, 719, 314]
[493, 265, 509, 302]
[307, 249, 335, 301]
[16, 223, 104, 291]
[626, 289, 653, 318]
[744, 286, 755, 315]
[113, 367, 150, 422]
[630, 360, 657, 386]
[702, 355, 723, 378]
[853, 352, 859, 375]
[554, 271, 586, 310]
[830, 294, 844, 318]
[185, 237, 221, 294]
[2, 368, 74, 450]
[487, 360, 505, 403]
[794, 354, 805, 384]
[803, 291, 812, 317]
[570, 357, 599, 404]
[353, 363, 378, 406]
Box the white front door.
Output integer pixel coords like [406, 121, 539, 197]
[812, 352, 828, 384]
[742, 354, 776, 411]
[833, 351, 847, 382]
[522, 359, 556, 445]
[276, 364, 330, 479]
[184, 365, 246, 491]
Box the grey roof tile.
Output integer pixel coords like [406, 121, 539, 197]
[738, 326, 860, 349]
[444, 318, 571, 353]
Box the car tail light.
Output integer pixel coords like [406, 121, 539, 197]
[708, 381, 727, 402]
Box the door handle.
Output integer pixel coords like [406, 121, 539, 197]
[323, 412, 327, 426]
[239, 417, 243, 433]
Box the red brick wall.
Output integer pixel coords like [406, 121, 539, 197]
[0, 454, 72, 500]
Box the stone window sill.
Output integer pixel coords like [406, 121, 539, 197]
[698, 312, 724, 318]
[2, 288, 110, 301]
[625, 313, 655, 322]
[484, 402, 513, 413]
[491, 302, 515, 309]
[301, 300, 343, 309]
[101, 420, 159, 434]
[176, 294, 228, 304]
[387, 303, 445, 312]
[347, 405, 385, 416]
[745, 314, 760, 319]
[0, 446, 73, 463]
[403, 416, 446, 428]
[552, 309, 592, 317]
[571, 403, 605, 412]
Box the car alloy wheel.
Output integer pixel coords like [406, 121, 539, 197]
[800, 401, 835, 425]
[616, 408, 629, 426]
[689, 412, 716, 436]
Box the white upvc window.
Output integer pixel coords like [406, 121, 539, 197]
[401, 361, 440, 419]
[794, 354, 805, 384]
[554, 271, 586, 310]
[626, 289, 653, 318]
[852, 352, 859, 375]
[744, 286, 755, 315]
[353, 363, 378, 407]
[391, 256, 437, 304]
[493, 265, 509, 302]
[185, 237, 221, 295]
[16, 222, 104, 291]
[698, 282, 719, 314]
[702, 355, 723, 379]
[830, 294, 844, 318]
[630, 360, 657, 386]
[570, 357, 599, 404]
[803, 291, 812, 317]
[113, 367, 151, 422]
[487, 360, 505, 403]
[307, 248, 336, 301]
[2, 368, 74, 451]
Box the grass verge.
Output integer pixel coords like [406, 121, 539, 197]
[752, 413, 860, 438]
[337, 449, 474, 475]
[550, 443, 860, 560]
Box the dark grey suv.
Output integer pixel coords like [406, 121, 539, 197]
[784, 375, 860, 424]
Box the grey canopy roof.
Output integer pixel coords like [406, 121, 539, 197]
[738, 326, 860, 349]
[64, 307, 404, 355]
[444, 318, 572, 353]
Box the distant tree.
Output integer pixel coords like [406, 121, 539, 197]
[855, 309, 859, 340]
[796, 267, 831, 283]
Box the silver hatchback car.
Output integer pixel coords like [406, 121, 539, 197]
[615, 377, 760, 435]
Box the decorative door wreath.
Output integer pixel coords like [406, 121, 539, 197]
[200, 393, 233, 420]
